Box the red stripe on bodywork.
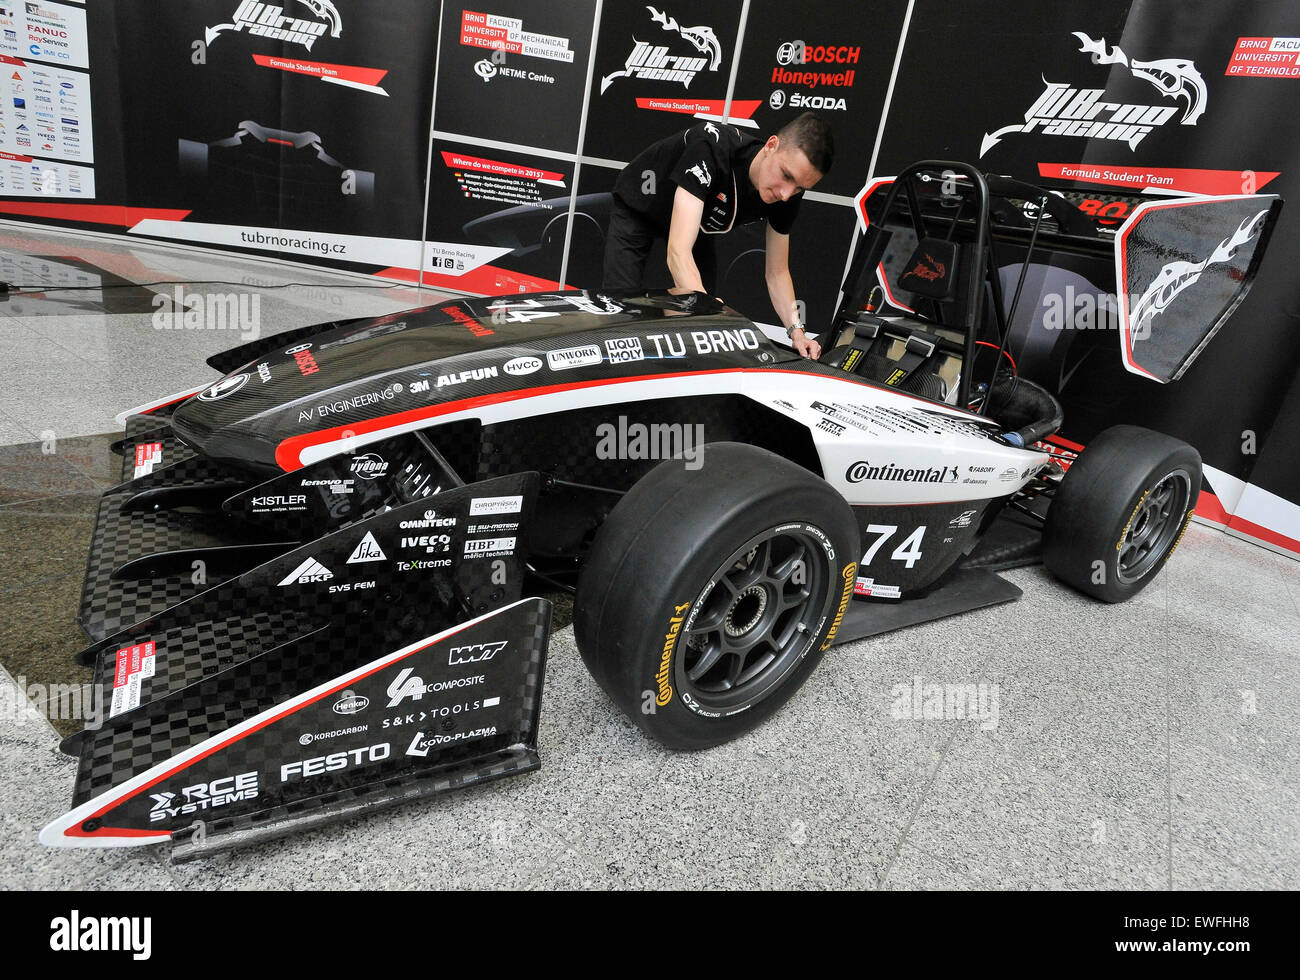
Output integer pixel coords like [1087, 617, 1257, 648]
[274, 367, 997, 471]
[1044, 434, 1085, 452]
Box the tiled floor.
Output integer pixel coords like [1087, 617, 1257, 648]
[0, 221, 1296, 889]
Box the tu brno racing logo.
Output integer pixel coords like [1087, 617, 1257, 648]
[600, 6, 722, 93]
[205, 0, 342, 52]
[980, 32, 1206, 156]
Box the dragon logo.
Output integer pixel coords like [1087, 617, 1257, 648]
[1073, 33, 1206, 124]
[647, 7, 722, 70]
[981, 32, 1207, 156]
[600, 6, 722, 93]
[205, 0, 342, 52]
[686, 160, 711, 186]
[1129, 210, 1267, 339]
[905, 253, 946, 282]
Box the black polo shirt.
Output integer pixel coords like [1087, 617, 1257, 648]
[613, 121, 801, 237]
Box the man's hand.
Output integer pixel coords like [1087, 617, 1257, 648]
[763, 224, 819, 358]
[790, 327, 821, 359]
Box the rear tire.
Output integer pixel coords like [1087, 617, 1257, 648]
[574, 443, 859, 750]
[1043, 425, 1200, 602]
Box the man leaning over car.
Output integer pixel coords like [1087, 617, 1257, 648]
[603, 112, 833, 359]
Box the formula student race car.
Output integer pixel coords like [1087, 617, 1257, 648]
[41, 161, 1280, 857]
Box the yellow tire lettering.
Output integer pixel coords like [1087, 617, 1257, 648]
[655, 601, 691, 706]
[820, 563, 857, 651]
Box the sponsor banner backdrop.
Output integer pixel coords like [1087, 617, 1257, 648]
[422, 137, 577, 293]
[0, 0, 88, 68]
[109, 1, 439, 267]
[873, 0, 1134, 176]
[585, 0, 745, 163]
[730, 0, 910, 199]
[873, 0, 1300, 531]
[0, 55, 93, 166]
[0, 0, 121, 217]
[433, 1, 596, 155]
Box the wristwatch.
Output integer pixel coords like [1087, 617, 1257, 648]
[786, 319, 804, 339]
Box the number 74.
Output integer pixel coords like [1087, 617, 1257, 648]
[862, 524, 926, 569]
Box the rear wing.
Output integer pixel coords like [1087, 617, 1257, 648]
[850, 168, 1283, 384]
[1114, 195, 1281, 382]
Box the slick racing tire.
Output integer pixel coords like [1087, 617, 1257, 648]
[574, 443, 859, 750]
[1042, 425, 1200, 603]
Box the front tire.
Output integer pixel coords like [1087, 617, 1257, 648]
[1043, 425, 1200, 602]
[574, 443, 859, 750]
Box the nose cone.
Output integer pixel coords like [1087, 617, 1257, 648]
[172, 369, 283, 474]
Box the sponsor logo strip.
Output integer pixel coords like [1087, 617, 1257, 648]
[41, 600, 536, 845]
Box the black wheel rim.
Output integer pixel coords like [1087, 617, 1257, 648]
[677, 525, 832, 715]
[1116, 469, 1192, 585]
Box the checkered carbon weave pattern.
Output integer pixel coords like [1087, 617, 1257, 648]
[82, 418, 277, 640]
[79, 485, 263, 642]
[182, 600, 550, 846]
[69, 598, 551, 849]
[69, 475, 538, 808]
[119, 415, 196, 483]
[75, 621, 357, 806]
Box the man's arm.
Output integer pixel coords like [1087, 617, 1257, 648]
[765, 223, 820, 358]
[666, 186, 708, 293]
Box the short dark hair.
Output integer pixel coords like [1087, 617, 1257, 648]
[777, 112, 834, 176]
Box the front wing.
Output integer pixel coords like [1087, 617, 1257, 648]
[44, 415, 552, 857]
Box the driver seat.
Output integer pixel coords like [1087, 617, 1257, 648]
[822, 313, 963, 402]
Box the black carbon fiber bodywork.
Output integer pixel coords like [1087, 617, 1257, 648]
[82, 420, 258, 640]
[51, 469, 548, 853]
[52, 287, 1051, 853]
[68, 598, 549, 852]
[170, 291, 801, 473]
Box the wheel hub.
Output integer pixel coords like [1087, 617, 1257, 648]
[676, 525, 832, 714]
[1117, 471, 1192, 585]
[724, 586, 768, 637]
